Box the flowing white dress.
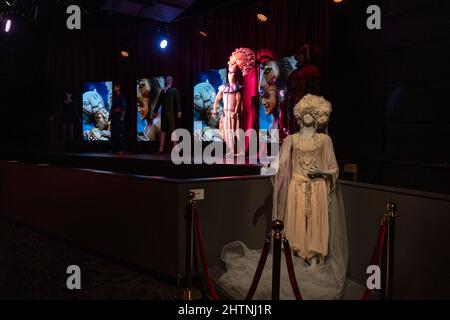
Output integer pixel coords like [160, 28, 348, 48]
[219, 133, 348, 300]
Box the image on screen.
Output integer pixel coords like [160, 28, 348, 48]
[82, 81, 113, 141]
[193, 68, 227, 142]
[259, 56, 297, 143]
[137, 77, 165, 142]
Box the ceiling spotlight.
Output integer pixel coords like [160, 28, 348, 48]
[160, 39, 168, 49]
[4, 19, 11, 33]
[5, 0, 16, 7]
[257, 12, 268, 23]
[119, 32, 136, 58]
[333, 0, 344, 3]
[156, 25, 170, 49]
[256, 1, 269, 23]
[197, 15, 212, 38]
[198, 27, 208, 38]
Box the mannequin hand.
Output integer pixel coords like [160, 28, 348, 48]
[308, 165, 327, 178]
[177, 112, 182, 119]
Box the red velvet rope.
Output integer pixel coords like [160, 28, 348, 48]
[361, 223, 388, 300]
[245, 238, 271, 300]
[283, 239, 304, 300]
[193, 207, 220, 300]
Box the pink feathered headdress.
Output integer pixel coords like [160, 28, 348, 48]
[228, 48, 256, 77]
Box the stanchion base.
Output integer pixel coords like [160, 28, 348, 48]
[177, 288, 203, 301]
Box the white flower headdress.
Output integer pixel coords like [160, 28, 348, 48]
[294, 94, 332, 128]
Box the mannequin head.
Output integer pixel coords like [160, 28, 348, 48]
[113, 84, 121, 96]
[294, 94, 332, 130]
[64, 91, 72, 101]
[227, 65, 242, 84]
[166, 76, 174, 88]
[296, 108, 318, 130]
[302, 113, 315, 127]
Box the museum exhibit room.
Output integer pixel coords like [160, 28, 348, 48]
[0, 0, 449, 304]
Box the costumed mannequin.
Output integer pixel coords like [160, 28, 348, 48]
[219, 95, 347, 300]
[273, 94, 335, 266]
[285, 44, 321, 134]
[152, 76, 182, 154]
[213, 48, 255, 156]
[212, 64, 243, 156]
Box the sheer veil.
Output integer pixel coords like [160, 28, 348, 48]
[219, 135, 348, 300]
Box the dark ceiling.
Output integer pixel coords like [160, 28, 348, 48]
[0, 0, 252, 27]
[100, 0, 196, 23]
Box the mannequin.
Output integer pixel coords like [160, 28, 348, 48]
[219, 97, 347, 301]
[212, 48, 255, 157]
[273, 94, 337, 266]
[152, 76, 182, 154]
[212, 64, 243, 156]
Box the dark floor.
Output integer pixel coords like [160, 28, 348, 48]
[0, 218, 180, 300]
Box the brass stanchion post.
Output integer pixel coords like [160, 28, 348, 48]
[382, 202, 398, 300]
[272, 219, 284, 300]
[179, 192, 202, 300]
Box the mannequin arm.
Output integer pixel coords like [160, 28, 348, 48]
[234, 92, 242, 114]
[213, 91, 223, 116]
[308, 166, 335, 179]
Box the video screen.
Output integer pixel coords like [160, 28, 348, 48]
[259, 56, 297, 143]
[137, 77, 165, 142]
[82, 81, 112, 141]
[193, 68, 227, 142]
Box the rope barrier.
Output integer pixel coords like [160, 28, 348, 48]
[245, 220, 304, 300]
[283, 238, 303, 300]
[245, 238, 271, 300]
[179, 192, 202, 300]
[185, 192, 397, 302]
[362, 202, 398, 300]
[245, 201, 398, 301]
[193, 207, 220, 300]
[272, 220, 283, 300]
[361, 222, 387, 300]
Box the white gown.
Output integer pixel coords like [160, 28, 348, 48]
[219, 133, 348, 300]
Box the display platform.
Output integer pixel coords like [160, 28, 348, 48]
[1, 152, 263, 179]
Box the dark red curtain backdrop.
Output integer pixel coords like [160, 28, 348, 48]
[47, 0, 329, 139]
